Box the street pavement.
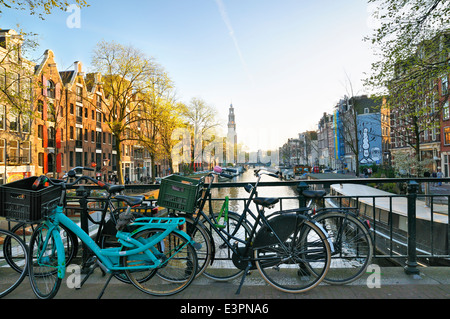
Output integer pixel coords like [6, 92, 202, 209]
[3, 266, 449, 300]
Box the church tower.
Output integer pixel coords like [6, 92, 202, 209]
[227, 104, 237, 164]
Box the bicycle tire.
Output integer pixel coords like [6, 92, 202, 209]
[0, 229, 28, 298]
[8, 222, 78, 274]
[121, 228, 197, 296]
[313, 210, 373, 285]
[28, 223, 62, 299]
[254, 219, 331, 293]
[182, 216, 213, 278]
[202, 211, 252, 282]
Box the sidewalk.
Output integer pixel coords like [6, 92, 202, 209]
[3, 266, 449, 300]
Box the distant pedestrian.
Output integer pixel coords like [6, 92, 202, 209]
[437, 170, 443, 186]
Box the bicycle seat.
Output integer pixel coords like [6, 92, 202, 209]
[114, 195, 144, 206]
[108, 185, 125, 194]
[301, 190, 326, 199]
[253, 197, 279, 208]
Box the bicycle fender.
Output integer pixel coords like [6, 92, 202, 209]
[311, 220, 335, 254]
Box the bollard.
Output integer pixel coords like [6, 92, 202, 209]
[296, 182, 309, 208]
[404, 180, 420, 275]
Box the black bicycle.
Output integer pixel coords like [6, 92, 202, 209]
[159, 167, 333, 294]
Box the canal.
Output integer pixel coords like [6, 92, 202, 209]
[210, 168, 300, 213]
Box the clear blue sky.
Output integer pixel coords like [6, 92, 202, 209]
[1, 0, 377, 151]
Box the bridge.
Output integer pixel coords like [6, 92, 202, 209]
[2, 176, 449, 300]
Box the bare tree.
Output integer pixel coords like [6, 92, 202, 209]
[91, 40, 160, 184]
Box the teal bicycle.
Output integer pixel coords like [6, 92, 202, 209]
[27, 167, 198, 299]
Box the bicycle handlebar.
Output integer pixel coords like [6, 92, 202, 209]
[254, 168, 281, 179]
[213, 166, 236, 179]
[32, 166, 111, 191]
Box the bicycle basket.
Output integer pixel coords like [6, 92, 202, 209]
[0, 177, 61, 222]
[157, 175, 204, 214]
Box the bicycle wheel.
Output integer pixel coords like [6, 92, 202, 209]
[28, 223, 62, 299]
[254, 219, 331, 293]
[8, 222, 78, 274]
[202, 211, 252, 281]
[0, 229, 28, 298]
[182, 216, 213, 278]
[314, 211, 373, 285]
[121, 228, 197, 296]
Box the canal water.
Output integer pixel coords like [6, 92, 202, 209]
[210, 168, 301, 214]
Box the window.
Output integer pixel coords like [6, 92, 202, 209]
[76, 127, 83, 141]
[38, 153, 44, 167]
[76, 105, 83, 118]
[70, 103, 74, 115]
[444, 101, 450, 120]
[84, 129, 88, 141]
[47, 80, 55, 99]
[37, 100, 44, 120]
[96, 94, 102, 109]
[70, 126, 74, 140]
[91, 130, 95, 142]
[0, 67, 5, 90]
[38, 125, 44, 139]
[442, 76, 449, 96]
[9, 113, 18, 131]
[22, 141, 31, 164]
[69, 151, 74, 167]
[444, 127, 450, 145]
[76, 86, 83, 102]
[0, 105, 5, 130]
[22, 114, 30, 133]
[0, 139, 4, 163]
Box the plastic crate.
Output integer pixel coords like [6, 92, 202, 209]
[157, 175, 204, 214]
[0, 177, 61, 222]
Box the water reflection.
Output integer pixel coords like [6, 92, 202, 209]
[209, 169, 301, 214]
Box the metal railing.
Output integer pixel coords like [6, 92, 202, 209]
[4, 177, 446, 275]
[119, 177, 450, 274]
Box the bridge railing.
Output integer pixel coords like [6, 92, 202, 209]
[9, 177, 445, 274]
[118, 177, 450, 273]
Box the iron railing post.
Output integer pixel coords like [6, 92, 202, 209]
[405, 180, 420, 275]
[297, 181, 309, 208]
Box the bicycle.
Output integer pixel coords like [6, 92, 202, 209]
[27, 167, 197, 299]
[159, 167, 333, 294]
[296, 185, 373, 285]
[0, 228, 28, 298]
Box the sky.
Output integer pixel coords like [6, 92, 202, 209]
[0, 0, 378, 152]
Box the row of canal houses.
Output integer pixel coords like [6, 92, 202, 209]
[281, 29, 450, 176]
[279, 95, 390, 173]
[0, 29, 158, 184]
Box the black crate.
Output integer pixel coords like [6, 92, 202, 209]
[0, 177, 61, 222]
